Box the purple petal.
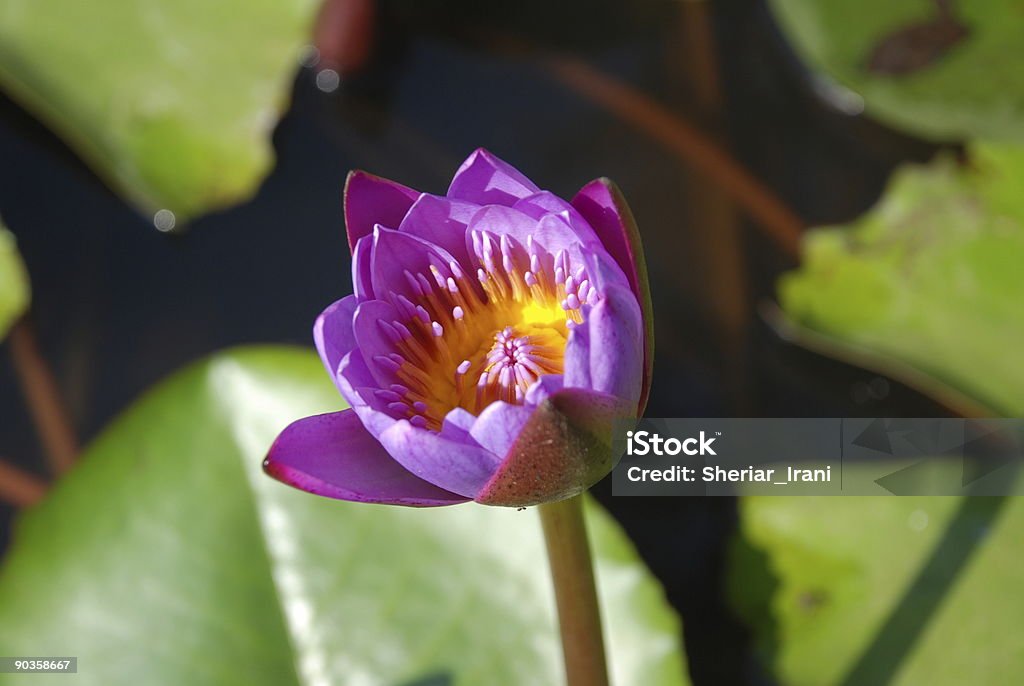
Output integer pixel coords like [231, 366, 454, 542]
[513, 191, 601, 246]
[344, 170, 421, 253]
[313, 296, 358, 387]
[580, 242, 631, 292]
[398, 194, 478, 268]
[525, 375, 564, 406]
[572, 178, 654, 412]
[337, 347, 375, 390]
[587, 284, 644, 408]
[264, 410, 468, 507]
[563, 317, 592, 390]
[441, 407, 477, 442]
[466, 206, 587, 259]
[370, 226, 460, 303]
[378, 419, 503, 498]
[513, 190, 575, 216]
[337, 351, 400, 439]
[447, 148, 540, 206]
[351, 234, 375, 300]
[469, 401, 535, 458]
[352, 299, 402, 388]
[571, 178, 642, 298]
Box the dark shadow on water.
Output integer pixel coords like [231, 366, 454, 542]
[727, 529, 782, 685]
[839, 496, 1012, 686]
[730, 494, 1012, 686]
[395, 671, 453, 686]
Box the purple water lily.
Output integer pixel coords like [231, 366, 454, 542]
[264, 149, 653, 507]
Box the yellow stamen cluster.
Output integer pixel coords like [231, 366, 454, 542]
[373, 231, 596, 430]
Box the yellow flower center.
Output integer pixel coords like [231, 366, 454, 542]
[376, 230, 595, 431]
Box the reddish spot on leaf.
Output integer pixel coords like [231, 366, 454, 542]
[865, 1, 970, 77]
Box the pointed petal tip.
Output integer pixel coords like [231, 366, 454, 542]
[464, 146, 494, 163]
[448, 148, 541, 206]
[343, 170, 421, 254]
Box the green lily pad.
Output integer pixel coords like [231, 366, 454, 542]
[731, 494, 1024, 684]
[769, 0, 1024, 142]
[0, 219, 29, 339]
[0, 347, 687, 686]
[764, 148, 1024, 681]
[0, 0, 318, 223]
[778, 143, 1024, 416]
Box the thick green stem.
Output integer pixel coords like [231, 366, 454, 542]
[538, 494, 610, 686]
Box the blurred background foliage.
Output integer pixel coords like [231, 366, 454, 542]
[0, 0, 320, 222]
[743, 3, 1024, 683]
[770, 0, 1024, 142]
[779, 144, 1024, 417]
[0, 219, 29, 340]
[0, 0, 1022, 684]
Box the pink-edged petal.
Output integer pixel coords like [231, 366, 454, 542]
[351, 234, 375, 300]
[571, 178, 640, 295]
[264, 410, 468, 507]
[447, 148, 540, 206]
[588, 284, 644, 409]
[344, 170, 421, 253]
[398, 194, 478, 268]
[378, 419, 502, 498]
[572, 178, 654, 413]
[476, 387, 635, 507]
[513, 191, 601, 246]
[370, 226, 461, 303]
[313, 296, 358, 390]
[469, 401, 535, 458]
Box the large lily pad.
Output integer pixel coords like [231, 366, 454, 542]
[778, 143, 1024, 416]
[763, 147, 1024, 681]
[0, 0, 318, 223]
[732, 495, 1024, 684]
[769, 0, 1024, 142]
[0, 347, 687, 686]
[0, 219, 29, 339]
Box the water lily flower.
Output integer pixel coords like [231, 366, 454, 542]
[264, 149, 652, 507]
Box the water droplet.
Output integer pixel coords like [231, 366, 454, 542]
[908, 509, 929, 532]
[153, 209, 176, 232]
[316, 69, 340, 93]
